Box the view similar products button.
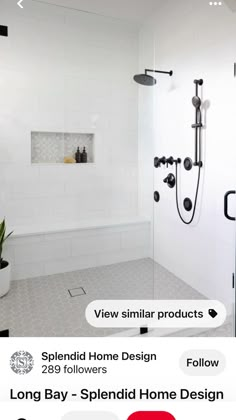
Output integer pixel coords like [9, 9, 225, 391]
[86, 300, 226, 329]
[128, 412, 176, 420]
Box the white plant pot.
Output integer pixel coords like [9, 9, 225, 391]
[0, 261, 11, 298]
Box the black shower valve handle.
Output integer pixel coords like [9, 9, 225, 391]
[163, 173, 176, 188]
[154, 156, 181, 168]
[166, 157, 172, 169]
[154, 156, 166, 167]
[154, 157, 160, 168]
[166, 156, 174, 166]
[159, 156, 166, 165]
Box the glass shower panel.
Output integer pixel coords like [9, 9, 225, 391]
[61, 6, 156, 337]
[0, 0, 156, 337]
[152, 0, 236, 337]
[61, 6, 157, 337]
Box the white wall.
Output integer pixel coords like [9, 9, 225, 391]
[139, 0, 236, 310]
[0, 0, 140, 229]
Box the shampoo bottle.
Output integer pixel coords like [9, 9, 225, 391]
[82, 147, 87, 163]
[75, 147, 81, 163]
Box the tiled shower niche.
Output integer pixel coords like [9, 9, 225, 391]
[31, 132, 94, 164]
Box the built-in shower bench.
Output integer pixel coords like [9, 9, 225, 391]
[6, 217, 151, 281]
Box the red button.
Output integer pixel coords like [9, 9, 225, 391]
[128, 412, 175, 420]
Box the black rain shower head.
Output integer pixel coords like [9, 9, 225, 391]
[134, 74, 157, 86]
[134, 69, 173, 86]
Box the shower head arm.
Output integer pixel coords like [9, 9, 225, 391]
[145, 69, 173, 76]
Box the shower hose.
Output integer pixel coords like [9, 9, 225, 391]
[175, 105, 202, 225]
[175, 162, 201, 225]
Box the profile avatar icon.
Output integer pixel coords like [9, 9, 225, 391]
[10, 351, 34, 375]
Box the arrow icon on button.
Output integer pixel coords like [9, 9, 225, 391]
[17, 0, 24, 8]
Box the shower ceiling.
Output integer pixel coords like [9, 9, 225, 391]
[32, 0, 160, 23]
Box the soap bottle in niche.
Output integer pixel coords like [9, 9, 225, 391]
[75, 147, 81, 163]
[82, 147, 87, 163]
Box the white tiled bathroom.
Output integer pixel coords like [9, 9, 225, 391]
[0, 0, 235, 337]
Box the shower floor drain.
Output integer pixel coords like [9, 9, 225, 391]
[68, 287, 86, 298]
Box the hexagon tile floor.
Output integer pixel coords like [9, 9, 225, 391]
[0, 258, 233, 337]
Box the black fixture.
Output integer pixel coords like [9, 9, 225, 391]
[183, 198, 193, 212]
[154, 191, 160, 203]
[154, 157, 160, 168]
[154, 156, 181, 168]
[134, 69, 173, 86]
[164, 173, 175, 189]
[0, 329, 9, 337]
[184, 157, 193, 171]
[0, 25, 8, 37]
[192, 79, 203, 167]
[174, 79, 204, 224]
[154, 156, 167, 167]
[166, 156, 175, 166]
[154, 78, 204, 225]
[140, 327, 148, 335]
[224, 190, 236, 221]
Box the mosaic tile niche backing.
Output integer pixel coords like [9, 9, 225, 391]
[31, 132, 94, 164]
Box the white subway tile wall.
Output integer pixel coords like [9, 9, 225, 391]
[0, 2, 139, 229]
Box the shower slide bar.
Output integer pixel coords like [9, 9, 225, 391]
[192, 79, 203, 167]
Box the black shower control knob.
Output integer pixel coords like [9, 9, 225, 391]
[184, 157, 193, 171]
[154, 191, 160, 203]
[184, 198, 193, 212]
[159, 156, 166, 164]
[163, 173, 176, 188]
[154, 157, 160, 168]
[166, 156, 174, 165]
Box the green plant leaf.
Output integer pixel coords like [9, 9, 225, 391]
[4, 231, 13, 242]
[0, 220, 6, 245]
[0, 220, 13, 261]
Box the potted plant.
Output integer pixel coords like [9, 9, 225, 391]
[0, 219, 13, 298]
